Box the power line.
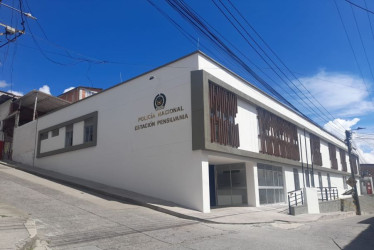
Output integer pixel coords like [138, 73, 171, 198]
[350, 4, 374, 84]
[217, 0, 347, 132]
[345, 0, 374, 15]
[333, 0, 371, 93]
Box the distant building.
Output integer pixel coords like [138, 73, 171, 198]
[361, 164, 374, 177]
[58, 87, 102, 103]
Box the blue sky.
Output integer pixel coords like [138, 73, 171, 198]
[1, 0, 374, 161]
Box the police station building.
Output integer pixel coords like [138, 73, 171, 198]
[11, 51, 360, 213]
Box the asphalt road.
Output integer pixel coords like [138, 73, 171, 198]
[0, 165, 373, 250]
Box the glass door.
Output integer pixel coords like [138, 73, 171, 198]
[215, 164, 247, 206]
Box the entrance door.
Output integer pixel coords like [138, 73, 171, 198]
[215, 164, 247, 206]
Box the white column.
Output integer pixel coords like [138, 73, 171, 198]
[246, 162, 260, 207]
[303, 188, 320, 214]
[201, 160, 211, 213]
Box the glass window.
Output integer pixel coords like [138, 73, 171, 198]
[343, 176, 348, 189]
[318, 172, 323, 188]
[305, 169, 310, 187]
[65, 124, 73, 147]
[40, 132, 48, 140]
[52, 129, 59, 137]
[257, 164, 284, 205]
[84, 118, 94, 143]
[327, 173, 331, 189]
[293, 168, 300, 190]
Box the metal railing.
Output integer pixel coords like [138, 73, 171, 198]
[317, 187, 339, 202]
[287, 189, 304, 214]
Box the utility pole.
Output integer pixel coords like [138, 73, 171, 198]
[345, 129, 361, 215]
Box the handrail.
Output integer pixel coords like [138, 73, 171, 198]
[317, 187, 339, 202]
[287, 189, 304, 214]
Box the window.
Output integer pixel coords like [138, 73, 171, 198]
[318, 172, 322, 188]
[209, 82, 239, 148]
[327, 173, 331, 189]
[305, 169, 310, 187]
[310, 134, 322, 166]
[84, 118, 94, 143]
[328, 143, 338, 170]
[257, 107, 299, 161]
[40, 132, 48, 140]
[52, 128, 59, 137]
[339, 149, 347, 172]
[343, 176, 348, 189]
[293, 168, 300, 190]
[65, 124, 73, 147]
[257, 164, 284, 204]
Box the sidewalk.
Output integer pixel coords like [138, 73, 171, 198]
[0, 160, 356, 225]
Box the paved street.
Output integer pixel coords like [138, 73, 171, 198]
[0, 165, 373, 250]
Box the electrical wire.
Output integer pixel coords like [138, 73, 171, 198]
[345, 0, 374, 15]
[334, 0, 371, 93]
[213, 0, 341, 129]
[350, 4, 374, 84]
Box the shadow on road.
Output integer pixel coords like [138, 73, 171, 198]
[343, 217, 374, 250]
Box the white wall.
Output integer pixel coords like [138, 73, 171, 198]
[237, 99, 259, 153]
[16, 53, 211, 212]
[13, 120, 37, 165]
[40, 127, 65, 153]
[197, 54, 347, 150]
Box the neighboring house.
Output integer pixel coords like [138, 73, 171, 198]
[58, 87, 102, 103]
[0, 91, 18, 159]
[10, 51, 360, 213]
[361, 164, 374, 177]
[0, 90, 70, 160]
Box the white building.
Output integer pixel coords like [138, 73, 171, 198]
[11, 52, 360, 213]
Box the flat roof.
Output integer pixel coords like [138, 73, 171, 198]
[16, 90, 71, 113]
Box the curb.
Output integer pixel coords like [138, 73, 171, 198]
[0, 160, 358, 225]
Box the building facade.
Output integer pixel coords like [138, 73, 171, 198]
[58, 87, 102, 103]
[11, 52, 360, 212]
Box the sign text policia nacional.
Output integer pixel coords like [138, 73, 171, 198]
[135, 93, 188, 131]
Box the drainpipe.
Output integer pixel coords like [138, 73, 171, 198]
[32, 92, 38, 121]
[299, 133, 306, 188]
[304, 129, 310, 187]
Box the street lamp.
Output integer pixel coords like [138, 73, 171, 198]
[345, 127, 364, 215]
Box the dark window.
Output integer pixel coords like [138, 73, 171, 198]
[318, 172, 323, 188]
[327, 173, 331, 189]
[310, 133, 322, 166]
[343, 176, 348, 189]
[65, 124, 73, 147]
[293, 168, 300, 190]
[52, 129, 59, 137]
[305, 169, 310, 187]
[328, 143, 338, 170]
[339, 149, 347, 172]
[40, 132, 48, 140]
[84, 118, 94, 143]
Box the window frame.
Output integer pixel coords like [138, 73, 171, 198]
[37, 111, 98, 158]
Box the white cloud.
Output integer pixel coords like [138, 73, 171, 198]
[324, 118, 360, 139]
[39, 85, 51, 95]
[298, 70, 374, 117]
[7, 90, 23, 96]
[324, 118, 374, 163]
[63, 87, 75, 93]
[0, 80, 10, 88]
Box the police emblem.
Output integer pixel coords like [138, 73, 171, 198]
[154, 93, 166, 111]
